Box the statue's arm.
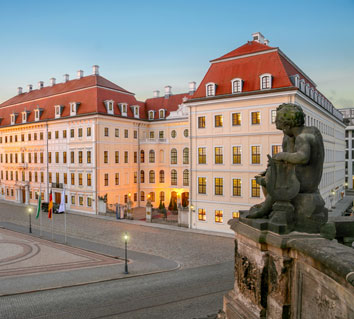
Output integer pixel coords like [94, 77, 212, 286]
[273, 136, 310, 164]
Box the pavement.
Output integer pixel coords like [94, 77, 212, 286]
[329, 195, 354, 218]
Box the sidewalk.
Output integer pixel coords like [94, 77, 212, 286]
[329, 195, 354, 218]
[0, 222, 179, 296]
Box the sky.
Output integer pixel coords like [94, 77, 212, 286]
[0, 0, 353, 107]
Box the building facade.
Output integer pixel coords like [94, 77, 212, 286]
[0, 33, 345, 234]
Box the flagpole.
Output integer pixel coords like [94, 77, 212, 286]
[51, 189, 54, 241]
[64, 188, 67, 244]
[40, 184, 42, 237]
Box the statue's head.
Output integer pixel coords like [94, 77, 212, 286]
[275, 103, 305, 133]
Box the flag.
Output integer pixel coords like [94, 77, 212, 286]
[48, 191, 53, 219]
[35, 191, 41, 219]
[59, 189, 65, 213]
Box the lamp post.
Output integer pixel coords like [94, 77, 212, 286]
[124, 232, 129, 274]
[28, 207, 33, 233]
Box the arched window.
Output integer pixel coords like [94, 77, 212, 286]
[160, 191, 165, 202]
[140, 170, 145, 183]
[149, 150, 155, 163]
[159, 170, 165, 183]
[183, 169, 189, 186]
[171, 148, 177, 164]
[149, 192, 155, 202]
[183, 148, 189, 164]
[260, 74, 272, 90]
[140, 150, 145, 163]
[159, 109, 165, 119]
[141, 191, 145, 201]
[171, 169, 177, 185]
[149, 170, 155, 183]
[205, 82, 216, 96]
[231, 78, 242, 93]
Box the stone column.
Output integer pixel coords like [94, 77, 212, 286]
[25, 185, 29, 204]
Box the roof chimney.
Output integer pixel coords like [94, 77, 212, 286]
[189, 81, 196, 95]
[77, 70, 84, 79]
[252, 32, 265, 44]
[50, 78, 56, 86]
[63, 74, 69, 82]
[38, 81, 44, 89]
[92, 65, 99, 75]
[17, 87, 23, 95]
[164, 85, 172, 98]
[153, 90, 160, 98]
[264, 39, 270, 46]
[27, 84, 33, 92]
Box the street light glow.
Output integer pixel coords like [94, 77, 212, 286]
[28, 207, 33, 214]
[124, 233, 128, 241]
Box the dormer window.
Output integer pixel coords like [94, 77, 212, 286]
[70, 102, 80, 116]
[310, 88, 314, 99]
[21, 111, 29, 123]
[260, 74, 272, 90]
[119, 103, 128, 117]
[206, 83, 216, 97]
[104, 100, 114, 115]
[35, 108, 43, 121]
[54, 105, 63, 119]
[305, 83, 310, 96]
[10, 113, 18, 125]
[148, 110, 155, 120]
[300, 79, 305, 92]
[159, 109, 165, 119]
[132, 105, 139, 118]
[231, 78, 243, 93]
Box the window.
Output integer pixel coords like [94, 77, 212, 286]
[70, 102, 78, 116]
[141, 191, 145, 202]
[198, 209, 206, 221]
[251, 112, 260, 125]
[251, 179, 260, 197]
[87, 198, 92, 207]
[215, 210, 223, 223]
[47, 152, 51, 164]
[233, 211, 240, 219]
[115, 173, 119, 185]
[183, 169, 189, 186]
[71, 196, 75, 205]
[134, 152, 137, 163]
[171, 148, 177, 164]
[115, 128, 119, 137]
[79, 173, 83, 186]
[78, 151, 83, 164]
[232, 113, 241, 126]
[215, 178, 223, 195]
[140, 170, 145, 183]
[28, 133, 32, 141]
[215, 147, 223, 164]
[134, 172, 137, 183]
[271, 145, 282, 156]
[87, 173, 92, 186]
[71, 173, 75, 185]
[271, 110, 277, 124]
[70, 151, 74, 164]
[233, 179, 241, 196]
[104, 151, 108, 163]
[183, 148, 189, 164]
[104, 127, 109, 137]
[119, 103, 127, 116]
[133, 106, 139, 118]
[134, 193, 137, 202]
[149, 150, 155, 163]
[63, 130, 67, 138]
[63, 173, 67, 184]
[171, 130, 176, 138]
[104, 174, 109, 186]
[232, 78, 242, 93]
[134, 130, 137, 139]
[160, 191, 165, 202]
[159, 109, 165, 119]
[124, 129, 128, 138]
[215, 115, 223, 127]
[149, 131, 155, 139]
[159, 170, 165, 183]
[206, 83, 215, 96]
[55, 131, 59, 139]
[184, 129, 189, 138]
[251, 146, 261, 164]
[79, 197, 83, 206]
[198, 147, 206, 164]
[87, 151, 91, 164]
[232, 146, 241, 164]
[149, 170, 155, 183]
[148, 111, 155, 120]
[260, 74, 272, 89]
[171, 169, 177, 185]
[115, 151, 119, 163]
[198, 116, 205, 128]
[78, 128, 83, 137]
[198, 177, 206, 194]
[34, 133, 37, 141]
[140, 150, 145, 163]
[55, 152, 59, 163]
[87, 127, 91, 137]
[41, 172, 44, 183]
[70, 129, 74, 138]
[124, 151, 128, 163]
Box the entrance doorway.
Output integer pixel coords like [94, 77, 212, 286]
[22, 189, 26, 203]
[181, 192, 189, 207]
[55, 192, 61, 204]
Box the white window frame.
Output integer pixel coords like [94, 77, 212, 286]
[293, 74, 300, 87]
[159, 109, 165, 119]
[197, 176, 207, 195]
[119, 103, 128, 117]
[231, 112, 242, 126]
[214, 114, 223, 128]
[214, 146, 224, 165]
[148, 110, 155, 120]
[250, 144, 262, 165]
[70, 102, 79, 116]
[259, 73, 272, 90]
[305, 83, 310, 96]
[214, 209, 224, 224]
[231, 145, 242, 165]
[54, 105, 62, 119]
[197, 147, 207, 165]
[300, 79, 306, 92]
[132, 105, 139, 118]
[270, 144, 282, 157]
[231, 177, 242, 197]
[250, 178, 262, 199]
[104, 100, 115, 115]
[270, 109, 277, 124]
[205, 82, 216, 97]
[213, 177, 224, 196]
[10, 114, 17, 125]
[35, 109, 40, 121]
[231, 78, 243, 93]
[21, 111, 27, 123]
[250, 111, 261, 125]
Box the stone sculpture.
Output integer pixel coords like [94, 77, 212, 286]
[244, 103, 328, 233]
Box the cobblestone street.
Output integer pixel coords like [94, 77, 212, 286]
[0, 201, 234, 269]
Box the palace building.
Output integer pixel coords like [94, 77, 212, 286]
[0, 33, 345, 234]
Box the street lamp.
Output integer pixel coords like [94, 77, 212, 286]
[28, 207, 33, 233]
[124, 232, 129, 274]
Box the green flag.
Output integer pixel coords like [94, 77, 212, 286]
[36, 194, 41, 219]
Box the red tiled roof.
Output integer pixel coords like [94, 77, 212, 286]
[0, 75, 133, 108]
[211, 41, 276, 62]
[144, 93, 191, 119]
[192, 50, 293, 99]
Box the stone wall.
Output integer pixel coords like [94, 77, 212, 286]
[223, 219, 354, 319]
